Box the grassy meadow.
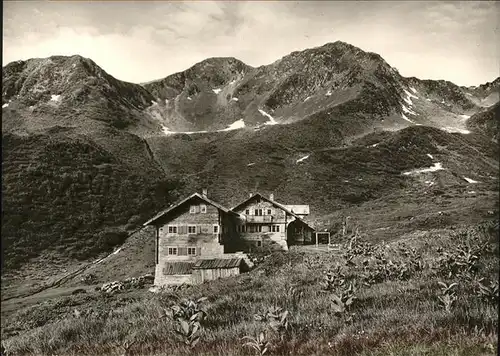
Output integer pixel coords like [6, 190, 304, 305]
[2, 221, 498, 356]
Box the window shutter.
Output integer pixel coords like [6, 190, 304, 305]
[178, 247, 187, 256]
[195, 205, 200, 213]
[197, 225, 202, 234]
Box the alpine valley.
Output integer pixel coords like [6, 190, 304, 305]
[1, 42, 498, 352]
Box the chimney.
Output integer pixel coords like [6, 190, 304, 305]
[202, 188, 208, 197]
[269, 193, 274, 201]
[249, 192, 253, 198]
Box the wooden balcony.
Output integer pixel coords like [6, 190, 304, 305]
[245, 215, 273, 223]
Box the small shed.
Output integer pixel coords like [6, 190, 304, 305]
[161, 262, 195, 285]
[192, 258, 249, 284]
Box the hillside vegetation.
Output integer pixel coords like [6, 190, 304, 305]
[1, 222, 497, 355]
[1, 130, 181, 270]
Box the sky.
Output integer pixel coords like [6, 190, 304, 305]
[3, 1, 499, 86]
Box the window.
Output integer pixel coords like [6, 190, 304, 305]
[188, 225, 197, 234]
[167, 247, 178, 255]
[257, 241, 262, 247]
[187, 247, 197, 255]
[267, 209, 272, 215]
[245, 209, 250, 215]
[213, 225, 219, 234]
[255, 209, 263, 216]
[190, 205, 196, 214]
[271, 225, 280, 232]
[200, 204, 207, 213]
[168, 225, 177, 233]
[249, 225, 262, 233]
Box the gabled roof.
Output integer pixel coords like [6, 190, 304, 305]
[232, 193, 300, 218]
[231, 193, 315, 230]
[143, 192, 237, 226]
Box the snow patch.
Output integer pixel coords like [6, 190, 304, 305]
[247, 163, 255, 166]
[258, 109, 278, 125]
[222, 119, 245, 131]
[402, 105, 417, 116]
[403, 96, 413, 105]
[229, 79, 236, 85]
[441, 127, 471, 134]
[212, 88, 222, 94]
[468, 191, 476, 194]
[424, 180, 435, 186]
[404, 89, 418, 100]
[403, 162, 444, 175]
[165, 99, 169, 104]
[410, 87, 418, 94]
[325, 90, 332, 97]
[50, 94, 61, 102]
[304, 96, 312, 102]
[427, 153, 434, 159]
[72, 63, 76, 68]
[162, 125, 173, 135]
[463, 177, 480, 184]
[460, 114, 471, 119]
[466, 93, 473, 96]
[162, 119, 245, 135]
[371, 143, 379, 147]
[401, 113, 415, 123]
[112, 247, 122, 255]
[187, 96, 192, 101]
[231, 97, 239, 101]
[296, 154, 310, 163]
[2, 103, 8, 108]
[151, 100, 158, 106]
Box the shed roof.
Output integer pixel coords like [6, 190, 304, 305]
[192, 258, 243, 269]
[143, 192, 237, 226]
[162, 262, 195, 275]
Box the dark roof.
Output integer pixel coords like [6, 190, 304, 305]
[162, 262, 194, 275]
[192, 258, 243, 269]
[231, 193, 315, 230]
[143, 192, 237, 226]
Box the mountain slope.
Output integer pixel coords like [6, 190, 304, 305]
[2, 55, 162, 135]
[143, 41, 486, 136]
[2, 41, 498, 283]
[466, 102, 499, 142]
[1, 57, 183, 275]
